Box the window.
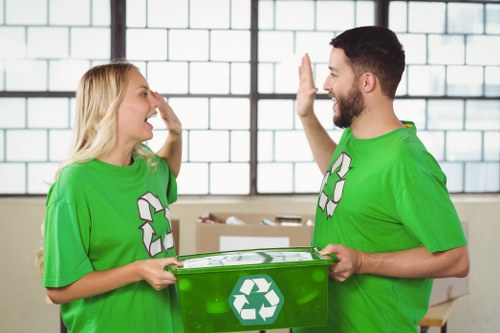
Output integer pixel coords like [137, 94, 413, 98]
[0, 0, 498, 195]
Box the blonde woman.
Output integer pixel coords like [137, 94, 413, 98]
[39, 61, 183, 332]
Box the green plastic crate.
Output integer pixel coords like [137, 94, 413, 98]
[171, 246, 333, 333]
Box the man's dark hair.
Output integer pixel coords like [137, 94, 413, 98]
[330, 26, 405, 99]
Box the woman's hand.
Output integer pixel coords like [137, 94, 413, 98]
[151, 91, 182, 136]
[137, 257, 182, 290]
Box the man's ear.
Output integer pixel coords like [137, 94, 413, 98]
[361, 72, 376, 92]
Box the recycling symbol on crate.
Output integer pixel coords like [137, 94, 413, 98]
[229, 274, 284, 326]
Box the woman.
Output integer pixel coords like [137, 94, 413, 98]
[38, 60, 184, 332]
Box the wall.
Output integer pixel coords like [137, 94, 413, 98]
[1, 194, 499, 333]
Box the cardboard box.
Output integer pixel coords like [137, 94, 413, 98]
[196, 213, 314, 253]
[428, 222, 469, 306]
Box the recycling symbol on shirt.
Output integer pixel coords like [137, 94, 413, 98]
[229, 274, 284, 326]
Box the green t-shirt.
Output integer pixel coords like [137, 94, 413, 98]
[43, 147, 183, 333]
[296, 123, 467, 333]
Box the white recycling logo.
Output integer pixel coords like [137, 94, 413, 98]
[229, 274, 284, 326]
[137, 192, 174, 257]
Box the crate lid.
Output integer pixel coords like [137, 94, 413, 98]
[170, 246, 334, 275]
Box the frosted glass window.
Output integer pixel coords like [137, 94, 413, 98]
[257, 162, 293, 193]
[428, 35, 464, 65]
[394, 99, 426, 129]
[467, 36, 500, 66]
[28, 163, 58, 194]
[210, 163, 249, 194]
[465, 163, 500, 192]
[126, 29, 167, 60]
[49, 60, 90, 91]
[231, 0, 251, 29]
[485, 67, 500, 96]
[440, 162, 464, 193]
[275, 62, 300, 93]
[189, 131, 229, 161]
[356, 1, 375, 26]
[447, 66, 483, 96]
[295, 32, 334, 62]
[231, 63, 251, 94]
[274, 131, 312, 161]
[275, 1, 314, 30]
[447, 3, 484, 34]
[92, 0, 110, 26]
[0, 130, 4, 160]
[258, 100, 294, 129]
[0, 27, 26, 59]
[210, 98, 250, 130]
[484, 132, 500, 161]
[295, 162, 322, 193]
[49, 130, 72, 161]
[0, 163, 26, 193]
[258, 131, 273, 162]
[0, 98, 25, 128]
[408, 65, 445, 96]
[316, 1, 355, 31]
[408, 2, 446, 33]
[6, 60, 47, 91]
[169, 30, 209, 61]
[258, 31, 294, 62]
[418, 131, 445, 160]
[258, 63, 274, 93]
[259, 1, 274, 29]
[231, 131, 250, 162]
[27, 98, 69, 129]
[398, 34, 426, 64]
[177, 163, 209, 194]
[189, 63, 230, 94]
[6, 0, 46, 25]
[465, 101, 500, 130]
[71, 28, 110, 59]
[486, 4, 500, 34]
[49, 0, 90, 25]
[148, 0, 188, 28]
[190, 0, 230, 29]
[146, 62, 189, 94]
[126, 0, 146, 27]
[169, 98, 209, 129]
[211, 30, 251, 61]
[6, 130, 47, 161]
[446, 131, 482, 161]
[427, 100, 464, 130]
[389, 1, 407, 33]
[28, 27, 69, 59]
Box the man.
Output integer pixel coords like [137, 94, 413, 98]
[295, 26, 469, 332]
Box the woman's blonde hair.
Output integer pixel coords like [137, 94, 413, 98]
[37, 60, 156, 276]
[56, 60, 155, 177]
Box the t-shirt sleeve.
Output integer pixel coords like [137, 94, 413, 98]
[43, 198, 94, 288]
[396, 171, 467, 253]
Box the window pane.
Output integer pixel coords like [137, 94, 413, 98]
[190, 0, 230, 29]
[447, 3, 484, 34]
[257, 162, 293, 193]
[169, 98, 208, 129]
[465, 101, 500, 130]
[408, 65, 445, 96]
[428, 35, 464, 65]
[447, 66, 483, 96]
[295, 162, 322, 193]
[484, 132, 500, 161]
[210, 163, 249, 194]
[427, 100, 464, 130]
[189, 131, 229, 161]
[258, 100, 294, 129]
[465, 163, 500, 192]
[408, 2, 446, 33]
[177, 163, 209, 195]
[210, 98, 250, 130]
[275, 1, 314, 30]
[446, 131, 482, 161]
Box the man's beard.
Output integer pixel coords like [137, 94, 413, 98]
[333, 85, 365, 128]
